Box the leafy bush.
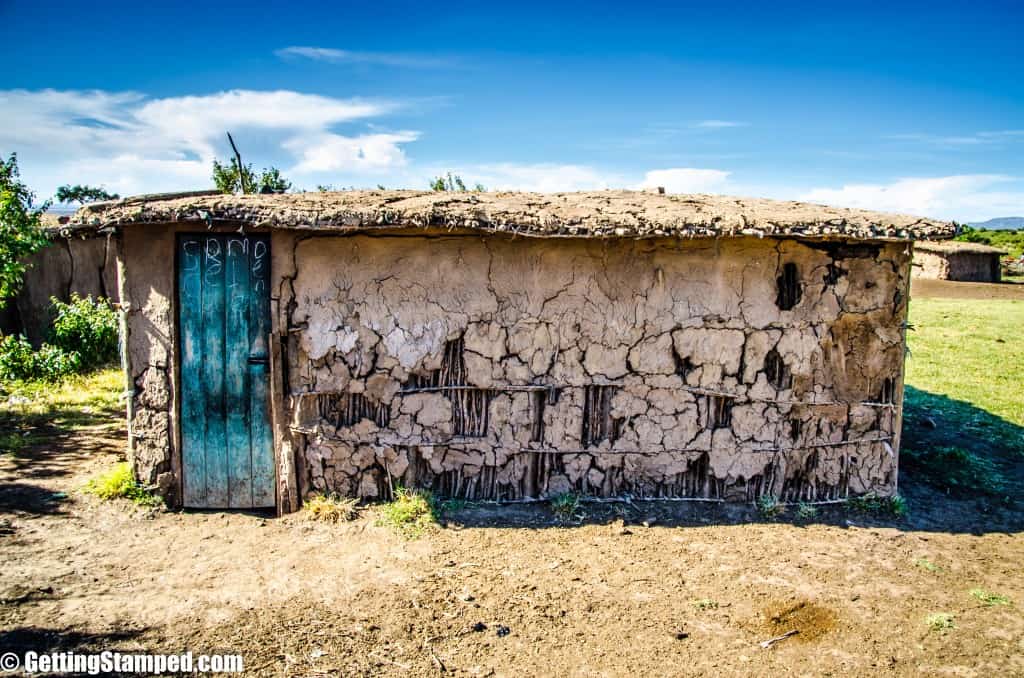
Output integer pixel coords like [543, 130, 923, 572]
[0, 295, 117, 382]
[83, 462, 162, 507]
[49, 294, 119, 370]
[0, 334, 81, 381]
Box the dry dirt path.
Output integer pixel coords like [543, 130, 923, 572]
[2, 424, 1023, 676]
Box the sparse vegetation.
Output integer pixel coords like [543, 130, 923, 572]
[430, 172, 485, 192]
[845, 493, 907, 517]
[795, 502, 818, 520]
[83, 461, 162, 507]
[693, 599, 719, 610]
[304, 493, 359, 522]
[756, 495, 784, 520]
[970, 588, 1011, 606]
[915, 557, 940, 573]
[550, 492, 584, 522]
[377, 485, 438, 537]
[925, 612, 955, 633]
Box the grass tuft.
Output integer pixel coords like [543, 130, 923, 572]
[693, 599, 719, 611]
[795, 502, 819, 520]
[845, 492, 907, 517]
[970, 588, 1011, 606]
[925, 612, 955, 633]
[377, 485, 438, 538]
[915, 557, 940, 573]
[755, 495, 784, 520]
[304, 493, 359, 522]
[549, 492, 584, 522]
[83, 462, 162, 507]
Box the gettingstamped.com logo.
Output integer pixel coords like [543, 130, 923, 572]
[1, 651, 243, 675]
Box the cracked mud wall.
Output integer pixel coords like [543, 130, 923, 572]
[0, 234, 120, 346]
[284, 233, 912, 503]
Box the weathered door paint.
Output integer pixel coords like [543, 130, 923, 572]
[179, 234, 274, 508]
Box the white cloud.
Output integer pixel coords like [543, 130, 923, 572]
[637, 168, 731, 193]
[0, 88, 413, 198]
[285, 131, 420, 174]
[694, 120, 748, 129]
[276, 46, 456, 69]
[800, 175, 1024, 221]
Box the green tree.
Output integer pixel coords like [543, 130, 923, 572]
[212, 159, 291, 195]
[0, 153, 50, 306]
[430, 172, 485, 192]
[257, 167, 291, 193]
[55, 184, 119, 204]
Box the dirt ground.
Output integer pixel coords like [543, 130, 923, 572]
[911, 277, 1024, 301]
[1, 410, 1023, 677]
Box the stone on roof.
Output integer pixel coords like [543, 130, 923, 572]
[71, 189, 957, 241]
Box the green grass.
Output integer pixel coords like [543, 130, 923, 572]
[845, 493, 908, 517]
[902, 446, 1007, 497]
[549, 492, 584, 522]
[970, 588, 1011, 606]
[755, 495, 784, 520]
[83, 461, 162, 507]
[376, 486, 438, 538]
[925, 612, 955, 633]
[915, 558, 941, 573]
[905, 298, 1024, 445]
[0, 368, 123, 429]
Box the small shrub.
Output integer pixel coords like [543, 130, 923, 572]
[925, 612, 955, 633]
[693, 599, 719, 611]
[550, 492, 584, 522]
[795, 502, 818, 520]
[756, 495, 784, 520]
[970, 588, 1011, 606]
[377, 485, 438, 538]
[915, 557, 940, 573]
[49, 294, 119, 370]
[0, 334, 81, 381]
[83, 462, 162, 507]
[903, 446, 1006, 497]
[0, 296, 118, 382]
[304, 493, 359, 522]
[845, 492, 907, 517]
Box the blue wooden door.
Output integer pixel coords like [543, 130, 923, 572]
[179, 234, 274, 508]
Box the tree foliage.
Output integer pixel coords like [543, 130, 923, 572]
[212, 158, 291, 195]
[55, 184, 119, 204]
[430, 172, 485, 192]
[0, 153, 50, 306]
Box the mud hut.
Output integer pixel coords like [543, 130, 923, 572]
[70, 190, 954, 512]
[912, 240, 1007, 282]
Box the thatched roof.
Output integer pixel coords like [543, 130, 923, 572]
[914, 240, 1008, 255]
[69, 189, 956, 241]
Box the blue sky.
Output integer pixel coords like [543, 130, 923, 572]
[1, 0, 1022, 220]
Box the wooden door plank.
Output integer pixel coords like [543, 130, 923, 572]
[201, 236, 229, 508]
[225, 236, 253, 508]
[179, 237, 207, 506]
[249, 237, 276, 507]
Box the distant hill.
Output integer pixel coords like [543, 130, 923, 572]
[968, 217, 1024, 230]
